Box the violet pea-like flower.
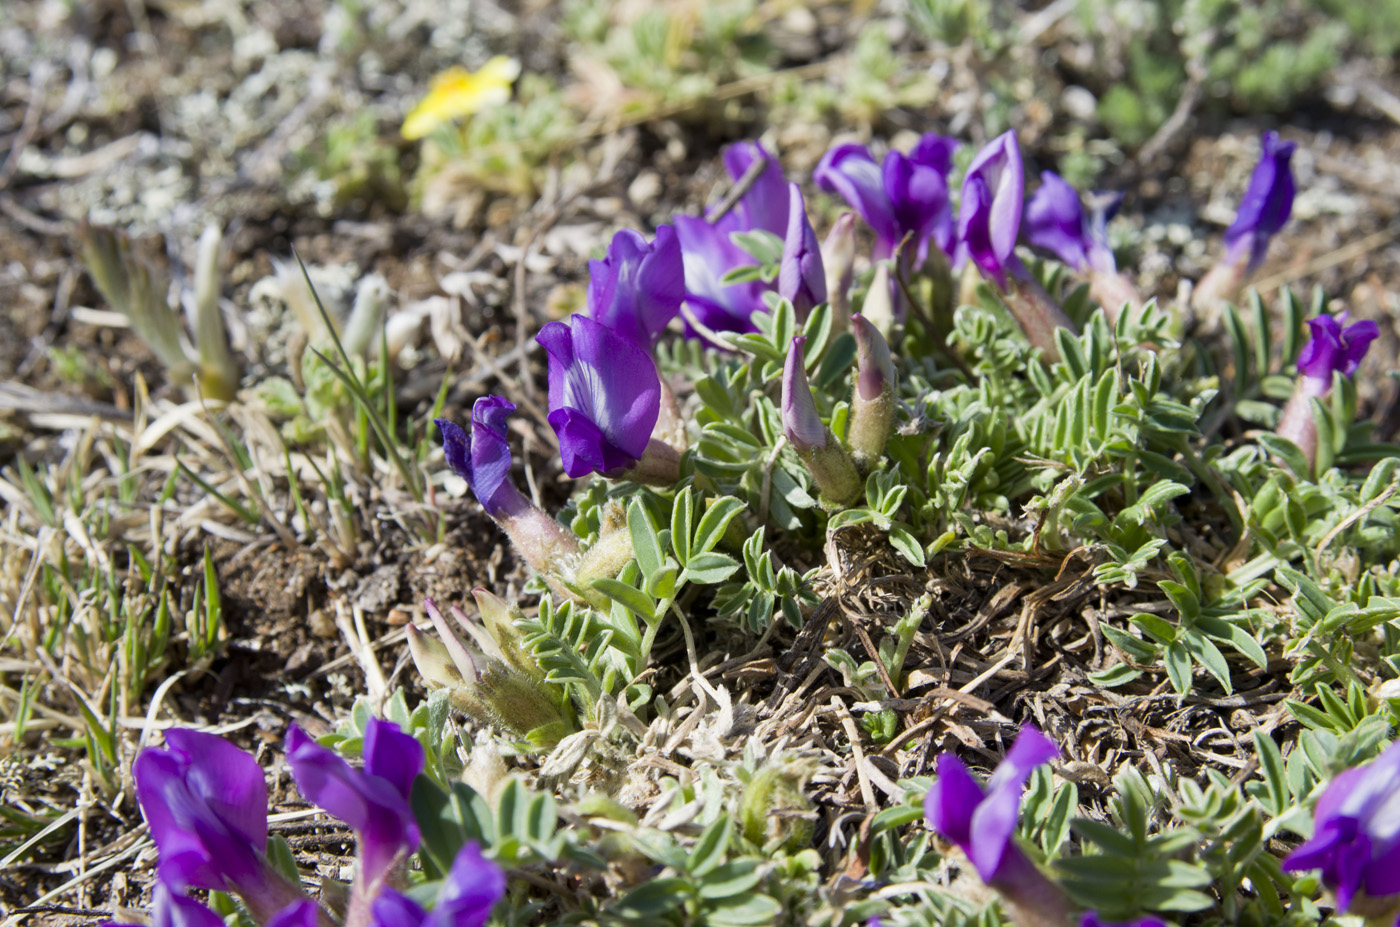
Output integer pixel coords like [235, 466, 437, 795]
[1024, 172, 1142, 322]
[1296, 312, 1379, 392]
[1223, 130, 1297, 273]
[814, 132, 957, 262]
[924, 724, 1074, 927]
[131, 730, 312, 922]
[537, 313, 661, 478]
[1023, 171, 1117, 276]
[285, 717, 424, 891]
[1282, 739, 1400, 914]
[674, 140, 790, 334]
[437, 398, 581, 573]
[372, 842, 506, 927]
[954, 130, 1025, 290]
[1192, 131, 1298, 315]
[437, 397, 529, 522]
[924, 723, 1055, 885]
[587, 225, 685, 349]
[778, 183, 826, 317]
[133, 730, 270, 894]
[1276, 312, 1379, 468]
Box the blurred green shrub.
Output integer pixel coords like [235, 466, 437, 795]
[1071, 0, 1355, 145]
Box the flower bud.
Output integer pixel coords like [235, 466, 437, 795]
[847, 314, 897, 470]
[469, 587, 545, 682]
[782, 337, 860, 506]
[822, 213, 857, 330]
[405, 622, 469, 690]
[778, 183, 826, 319]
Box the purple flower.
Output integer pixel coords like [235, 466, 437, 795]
[437, 398, 529, 521]
[372, 842, 506, 927]
[1081, 914, 1168, 927]
[131, 731, 310, 922]
[1282, 740, 1400, 912]
[1024, 171, 1117, 276]
[814, 132, 958, 261]
[778, 183, 826, 317]
[1276, 312, 1380, 469]
[1223, 131, 1297, 272]
[955, 130, 1025, 290]
[1296, 312, 1379, 389]
[537, 313, 660, 478]
[721, 140, 790, 236]
[285, 717, 424, 890]
[675, 141, 790, 334]
[587, 225, 685, 348]
[132, 729, 270, 894]
[924, 724, 1057, 885]
[436, 400, 581, 572]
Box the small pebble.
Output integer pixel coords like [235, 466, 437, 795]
[628, 171, 662, 212]
[1061, 85, 1098, 122]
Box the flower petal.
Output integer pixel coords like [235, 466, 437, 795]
[1223, 131, 1297, 271]
[133, 730, 268, 892]
[884, 149, 953, 259]
[435, 419, 473, 484]
[1340, 320, 1380, 378]
[538, 316, 660, 478]
[969, 725, 1056, 881]
[435, 400, 526, 520]
[401, 58, 520, 140]
[1080, 912, 1168, 927]
[924, 751, 985, 851]
[432, 842, 508, 927]
[815, 143, 899, 255]
[362, 716, 425, 801]
[162, 729, 268, 854]
[264, 900, 323, 927]
[957, 131, 1024, 287]
[371, 891, 428, 927]
[1024, 171, 1091, 272]
[909, 132, 958, 175]
[778, 184, 826, 316]
[150, 885, 229, 927]
[285, 724, 420, 886]
[673, 214, 769, 334]
[587, 226, 686, 347]
[720, 141, 790, 236]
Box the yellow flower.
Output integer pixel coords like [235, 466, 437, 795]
[401, 57, 521, 141]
